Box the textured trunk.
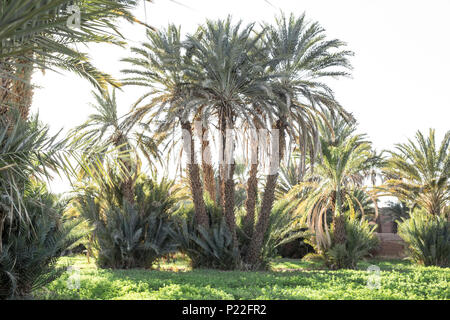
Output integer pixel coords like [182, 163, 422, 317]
[246, 119, 285, 266]
[10, 56, 34, 120]
[243, 125, 260, 237]
[332, 214, 347, 245]
[218, 112, 238, 253]
[122, 174, 135, 206]
[244, 134, 259, 238]
[0, 58, 13, 116]
[182, 121, 209, 229]
[201, 126, 216, 203]
[0, 55, 34, 125]
[0, 213, 4, 254]
[332, 187, 347, 245]
[244, 163, 258, 237]
[117, 137, 136, 206]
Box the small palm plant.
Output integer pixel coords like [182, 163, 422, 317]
[383, 129, 450, 266]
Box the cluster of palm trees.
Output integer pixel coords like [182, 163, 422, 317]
[1, 1, 449, 299]
[113, 13, 357, 268]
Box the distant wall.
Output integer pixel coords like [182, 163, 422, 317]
[373, 233, 406, 258]
[373, 207, 406, 257]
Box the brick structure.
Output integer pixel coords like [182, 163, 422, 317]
[373, 207, 407, 258]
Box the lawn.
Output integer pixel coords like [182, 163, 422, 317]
[34, 255, 450, 300]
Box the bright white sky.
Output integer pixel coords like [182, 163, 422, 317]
[32, 0, 450, 193]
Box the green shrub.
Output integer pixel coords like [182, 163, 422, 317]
[326, 217, 378, 269]
[0, 184, 81, 299]
[77, 177, 177, 269]
[398, 211, 450, 267]
[250, 199, 305, 270]
[171, 199, 240, 270]
[171, 198, 304, 270]
[304, 216, 378, 269]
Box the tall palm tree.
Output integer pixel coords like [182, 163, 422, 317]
[383, 129, 450, 217]
[184, 17, 274, 253]
[71, 88, 160, 205]
[245, 12, 353, 265]
[121, 24, 210, 228]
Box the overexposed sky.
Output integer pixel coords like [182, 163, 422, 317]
[32, 0, 450, 192]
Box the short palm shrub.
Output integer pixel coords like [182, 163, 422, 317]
[326, 217, 379, 269]
[398, 210, 450, 267]
[76, 177, 178, 269]
[171, 198, 304, 270]
[171, 198, 240, 270]
[0, 184, 81, 299]
[304, 215, 379, 269]
[249, 199, 305, 270]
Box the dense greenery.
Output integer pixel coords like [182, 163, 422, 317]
[34, 255, 449, 300]
[323, 216, 379, 269]
[76, 176, 179, 269]
[0, 0, 448, 300]
[121, 13, 353, 269]
[398, 210, 449, 267]
[0, 182, 81, 299]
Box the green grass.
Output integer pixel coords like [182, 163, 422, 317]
[34, 255, 450, 300]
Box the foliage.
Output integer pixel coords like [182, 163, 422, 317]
[383, 129, 450, 216]
[0, 111, 80, 225]
[35, 255, 450, 300]
[323, 215, 379, 269]
[171, 197, 305, 270]
[249, 199, 305, 270]
[76, 176, 178, 269]
[121, 13, 354, 269]
[0, 0, 142, 89]
[170, 198, 240, 270]
[398, 210, 450, 267]
[0, 183, 81, 299]
[289, 132, 380, 251]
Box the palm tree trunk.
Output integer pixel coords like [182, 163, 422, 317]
[182, 121, 209, 229]
[218, 113, 238, 253]
[332, 188, 347, 245]
[244, 162, 258, 237]
[201, 126, 216, 203]
[10, 55, 34, 120]
[0, 58, 13, 116]
[244, 128, 259, 237]
[116, 136, 136, 206]
[246, 119, 285, 266]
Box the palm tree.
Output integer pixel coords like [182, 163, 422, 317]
[245, 12, 353, 265]
[0, 0, 143, 120]
[0, 110, 81, 252]
[383, 129, 450, 217]
[287, 120, 380, 251]
[121, 24, 210, 229]
[71, 88, 160, 205]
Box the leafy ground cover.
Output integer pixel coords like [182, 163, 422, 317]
[34, 255, 449, 300]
